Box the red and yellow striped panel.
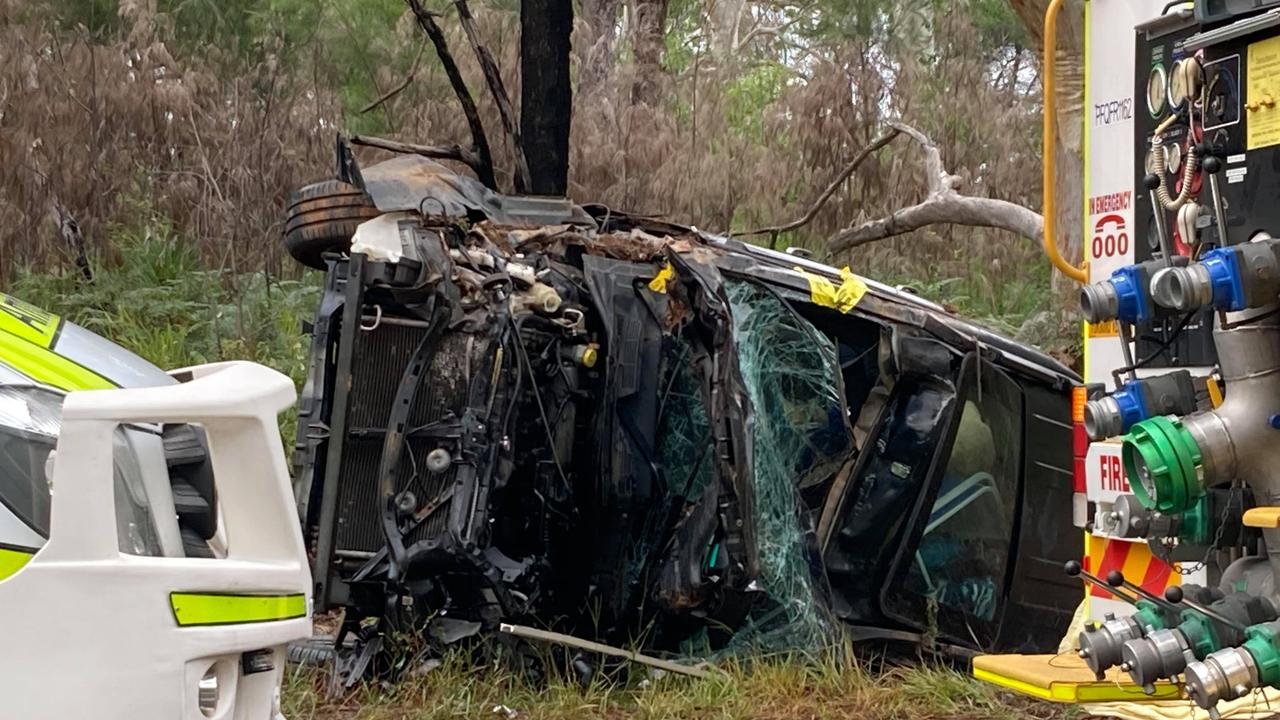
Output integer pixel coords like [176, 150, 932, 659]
[1082, 534, 1178, 598]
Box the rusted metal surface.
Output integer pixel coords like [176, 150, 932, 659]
[359, 155, 593, 227]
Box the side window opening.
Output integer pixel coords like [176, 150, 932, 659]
[821, 373, 960, 624]
[883, 358, 1023, 648]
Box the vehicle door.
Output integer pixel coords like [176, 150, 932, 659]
[878, 357, 1077, 651]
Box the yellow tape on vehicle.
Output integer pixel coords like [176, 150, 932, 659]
[170, 592, 307, 627]
[796, 266, 867, 313]
[648, 262, 675, 293]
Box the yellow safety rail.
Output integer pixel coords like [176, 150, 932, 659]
[1043, 0, 1089, 284]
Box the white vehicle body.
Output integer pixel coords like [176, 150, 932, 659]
[0, 361, 311, 719]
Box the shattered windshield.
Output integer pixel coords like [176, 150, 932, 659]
[710, 280, 853, 653]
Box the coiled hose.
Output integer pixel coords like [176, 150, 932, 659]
[1149, 141, 1200, 212]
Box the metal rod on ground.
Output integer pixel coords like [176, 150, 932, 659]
[498, 623, 714, 679]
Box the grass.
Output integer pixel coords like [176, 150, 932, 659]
[12, 215, 1074, 720]
[281, 647, 1075, 720]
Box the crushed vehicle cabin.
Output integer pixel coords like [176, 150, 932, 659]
[287, 146, 1083, 679]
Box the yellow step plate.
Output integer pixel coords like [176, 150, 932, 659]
[973, 653, 1183, 703]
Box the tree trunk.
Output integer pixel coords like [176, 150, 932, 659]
[630, 0, 670, 106]
[521, 0, 574, 195]
[1011, 0, 1085, 302]
[707, 0, 745, 56]
[579, 0, 622, 95]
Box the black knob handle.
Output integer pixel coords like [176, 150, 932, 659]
[1064, 560, 1082, 577]
[1165, 586, 1185, 604]
[1144, 173, 1162, 190]
[1203, 155, 1222, 174]
[1107, 570, 1126, 587]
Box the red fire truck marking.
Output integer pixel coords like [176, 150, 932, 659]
[1141, 555, 1173, 594]
[1091, 540, 1131, 598]
[1100, 454, 1128, 493]
[1088, 191, 1132, 215]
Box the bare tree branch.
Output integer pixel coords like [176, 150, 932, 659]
[359, 41, 428, 115]
[733, 16, 802, 52]
[405, 0, 498, 190]
[827, 122, 1044, 253]
[350, 134, 482, 172]
[453, 0, 532, 194]
[738, 127, 900, 247]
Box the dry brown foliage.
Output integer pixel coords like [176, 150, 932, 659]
[0, 1, 1049, 318]
[0, 4, 341, 279]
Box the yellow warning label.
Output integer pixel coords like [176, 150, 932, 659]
[1247, 35, 1280, 149]
[1086, 319, 1118, 338]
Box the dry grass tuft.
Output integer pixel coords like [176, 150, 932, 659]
[282, 647, 1076, 720]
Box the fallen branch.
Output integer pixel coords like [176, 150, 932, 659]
[358, 41, 427, 115]
[350, 134, 482, 171]
[405, 0, 498, 190]
[739, 127, 901, 248]
[453, 0, 531, 194]
[499, 623, 715, 679]
[826, 122, 1044, 252]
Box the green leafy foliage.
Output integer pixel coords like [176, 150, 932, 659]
[11, 207, 320, 440]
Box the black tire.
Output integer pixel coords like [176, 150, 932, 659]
[284, 179, 380, 269]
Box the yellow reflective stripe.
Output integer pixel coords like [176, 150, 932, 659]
[0, 294, 60, 348]
[0, 324, 114, 391]
[170, 592, 307, 627]
[0, 545, 35, 582]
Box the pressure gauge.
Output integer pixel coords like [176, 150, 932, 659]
[1168, 58, 1202, 111]
[1165, 142, 1182, 174]
[1148, 63, 1168, 118]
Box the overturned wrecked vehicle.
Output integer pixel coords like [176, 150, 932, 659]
[287, 151, 1083, 677]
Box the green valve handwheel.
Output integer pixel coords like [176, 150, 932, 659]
[1122, 415, 1203, 514]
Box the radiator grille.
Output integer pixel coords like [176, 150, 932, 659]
[335, 321, 472, 554]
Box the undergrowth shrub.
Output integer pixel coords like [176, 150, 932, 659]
[10, 208, 320, 438]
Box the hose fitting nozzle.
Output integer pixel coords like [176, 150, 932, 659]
[1080, 280, 1121, 324]
[1151, 264, 1214, 312]
[1185, 647, 1259, 711]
